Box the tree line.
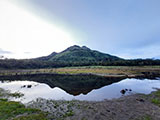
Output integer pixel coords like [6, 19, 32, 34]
[0, 58, 160, 69]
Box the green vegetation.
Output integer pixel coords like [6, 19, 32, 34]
[0, 65, 160, 77]
[0, 86, 160, 120]
[151, 98, 160, 105]
[0, 99, 48, 120]
[63, 110, 74, 117]
[152, 90, 160, 97]
[140, 115, 152, 120]
[151, 90, 160, 106]
[47, 45, 121, 62]
[0, 88, 49, 120]
[0, 45, 160, 69]
[0, 66, 159, 97]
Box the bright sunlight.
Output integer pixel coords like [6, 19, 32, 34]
[0, 0, 75, 58]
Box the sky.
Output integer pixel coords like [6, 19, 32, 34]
[0, 0, 160, 59]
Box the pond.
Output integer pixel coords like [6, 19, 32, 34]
[0, 77, 160, 103]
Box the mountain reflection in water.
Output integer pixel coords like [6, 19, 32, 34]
[0, 74, 160, 103]
[0, 74, 124, 95]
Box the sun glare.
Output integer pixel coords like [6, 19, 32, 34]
[0, 0, 75, 59]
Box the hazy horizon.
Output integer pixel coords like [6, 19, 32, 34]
[0, 0, 160, 59]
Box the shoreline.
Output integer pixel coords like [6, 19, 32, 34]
[0, 66, 160, 80]
[26, 90, 160, 120]
[1, 87, 160, 119]
[0, 66, 160, 119]
[0, 71, 160, 80]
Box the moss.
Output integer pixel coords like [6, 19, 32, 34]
[153, 90, 160, 97]
[0, 99, 46, 120]
[0, 90, 49, 120]
[63, 110, 74, 117]
[141, 115, 152, 120]
[0, 98, 8, 102]
[151, 98, 160, 106]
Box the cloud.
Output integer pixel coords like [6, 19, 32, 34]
[24, 52, 31, 54]
[0, 49, 12, 55]
[0, 0, 76, 59]
[2, 0, 160, 59]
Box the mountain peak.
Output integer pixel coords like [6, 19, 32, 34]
[48, 52, 57, 57]
[82, 46, 90, 50]
[65, 45, 90, 52]
[67, 45, 81, 50]
[36, 45, 121, 62]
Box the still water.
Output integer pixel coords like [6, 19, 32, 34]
[0, 78, 160, 103]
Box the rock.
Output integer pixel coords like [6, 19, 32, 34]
[27, 85, 32, 88]
[125, 89, 128, 91]
[21, 85, 26, 88]
[120, 89, 126, 94]
[136, 99, 145, 102]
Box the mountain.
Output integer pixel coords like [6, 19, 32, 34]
[152, 56, 160, 60]
[37, 45, 122, 63]
[37, 52, 57, 61]
[1, 46, 160, 69]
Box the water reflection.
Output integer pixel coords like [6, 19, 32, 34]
[0, 78, 160, 103]
[0, 74, 124, 95]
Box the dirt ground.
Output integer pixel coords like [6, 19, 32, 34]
[27, 90, 160, 120]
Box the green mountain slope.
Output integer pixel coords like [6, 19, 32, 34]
[1, 45, 160, 69]
[38, 45, 122, 63]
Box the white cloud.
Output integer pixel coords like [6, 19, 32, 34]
[0, 48, 12, 55]
[0, 0, 76, 59]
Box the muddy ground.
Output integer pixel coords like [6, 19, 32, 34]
[26, 90, 160, 120]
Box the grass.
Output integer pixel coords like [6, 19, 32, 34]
[63, 110, 74, 117]
[151, 98, 160, 105]
[150, 90, 160, 106]
[153, 90, 160, 97]
[0, 98, 48, 120]
[0, 88, 49, 120]
[1, 65, 160, 76]
[141, 115, 152, 120]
